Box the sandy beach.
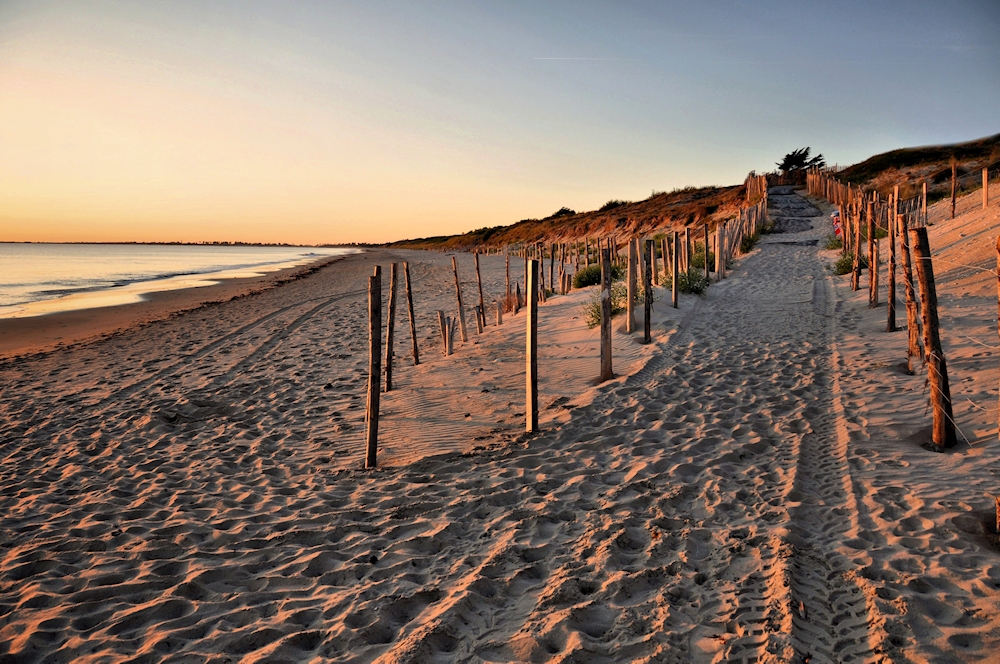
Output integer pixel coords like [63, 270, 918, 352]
[2, 187, 999, 662]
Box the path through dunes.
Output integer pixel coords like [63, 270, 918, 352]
[2, 191, 1000, 662]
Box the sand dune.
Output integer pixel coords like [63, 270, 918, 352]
[1, 186, 999, 662]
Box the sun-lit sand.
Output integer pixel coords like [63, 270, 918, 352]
[1, 186, 999, 662]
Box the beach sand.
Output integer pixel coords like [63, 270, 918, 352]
[1, 187, 999, 662]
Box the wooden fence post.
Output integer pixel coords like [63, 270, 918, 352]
[910, 227, 956, 450]
[985, 168, 990, 210]
[922, 182, 928, 225]
[626, 238, 637, 333]
[951, 160, 958, 219]
[505, 253, 511, 308]
[671, 231, 679, 308]
[526, 259, 539, 432]
[703, 225, 710, 283]
[643, 239, 653, 344]
[403, 261, 419, 366]
[996, 235, 1000, 441]
[451, 256, 469, 342]
[384, 262, 398, 392]
[898, 215, 923, 373]
[852, 202, 862, 291]
[599, 248, 613, 382]
[495, 299, 503, 326]
[868, 199, 878, 308]
[365, 267, 382, 469]
[661, 237, 670, 282]
[437, 310, 449, 356]
[887, 216, 897, 332]
[475, 252, 486, 328]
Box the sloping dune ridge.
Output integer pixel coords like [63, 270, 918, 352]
[1, 185, 999, 662]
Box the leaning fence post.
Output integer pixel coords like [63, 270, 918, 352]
[403, 261, 419, 366]
[365, 267, 382, 469]
[703, 224, 710, 283]
[671, 231, 679, 308]
[643, 239, 653, 344]
[475, 252, 486, 328]
[451, 256, 469, 342]
[626, 238, 637, 333]
[437, 310, 449, 356]
[384, 262, 398, 392]
[599, 248, 613, 382]
[910, 227, 956, 451]
[526, 259, 539, 432]
[898, 215, 922, 372]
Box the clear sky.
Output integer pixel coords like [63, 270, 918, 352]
[1, 1, 998, 244]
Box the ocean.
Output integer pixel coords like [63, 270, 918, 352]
[0, 243, 356, 318]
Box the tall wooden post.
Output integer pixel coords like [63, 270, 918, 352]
[505, 253, 511, 307]
[703, 225, 710, 283]
[683, 227, 691, 273]
[451, 256, 469, 342]
[922, 182, 928, 225]
[661, 237, 670, 282]
[365, 267, 382, 469]
[474, 252, 486, 328]
[403, 261, 419, 366]
[671, 231, 679, 308]
[526, 259, 539, 432]
[887, 215, 897, 333]
[599, 248, 613, 382]
[996, 236, 1000, 440]
[898, 215, 922, 373]
[626, 238, 637, 333]
[951, 161, 958, 219]
[984, 168, 990, 210]
[867, 199, 877, 306]
[384, 263, 398, 392]
[437, 310, 449, 356]
[643, 239, 653, 344]
[852, 204, 862, 291]
[910, 227, 956, 450]
[550, 243, 556, 292]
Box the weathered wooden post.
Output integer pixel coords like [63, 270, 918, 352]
[550, 243, 556, 292]
[683, 227, 691, 273]
[365, 266, 382, 469]
[703, 225, 710, 283]
[599, 248, 613, 382]
[661, 237, 670, 282]
[384, 262, 398, 392]
[887, 214, 897, 333]
[868, 199, 878, 307]
[526, 259, 539, 432]
[922, 181, 928, 225]
[898, 215, 922, 373]
[626, 238, 637, 333]
[643, 239, 653, 344]
[996, 235, 1000, 440]
[671, 231, 679, 308]
[403, 261, 420, 366]
[951, 159, 958, 219]
[505, 253, 511, 309]
[451, 256, 469, 342]
[474, 252, 486, 328]
[910, 227, 956, 450]
[495, 299, 503, 326]
[514, 283, 521, 314]
[437, 310, 449, 356]
[985, 168, 990, 210]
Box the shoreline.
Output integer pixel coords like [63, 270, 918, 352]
[0, 253, 351, 360]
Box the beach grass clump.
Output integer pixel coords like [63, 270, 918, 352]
[832, 252, 867, 275]
[665, 269, 709, 296]
[573, 263, 623, 288]
[824, 234, 843, 250]
[581, 278, 659, 328]
[690, 242, 715, 270]
[740, 232, 761, 254]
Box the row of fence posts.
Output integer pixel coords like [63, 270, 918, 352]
[363, 191, 772, 467]
[807, 168, 960, 451]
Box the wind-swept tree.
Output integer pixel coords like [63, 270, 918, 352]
[776, 147, 826, 174]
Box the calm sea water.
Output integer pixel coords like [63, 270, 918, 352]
[0, 243, 355, 318]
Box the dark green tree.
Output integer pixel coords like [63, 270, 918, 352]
[776, 147, 826, 174]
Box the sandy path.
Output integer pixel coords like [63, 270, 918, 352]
[2, 190, 1000, 662]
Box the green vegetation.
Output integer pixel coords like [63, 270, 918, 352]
[776, 147, 826, 174]
[740, 231, 761, 254]
[832, 252, 867, 275]
[599, 199, 629, 212]
[573, 263, 623, 288]
[549, 207, 576, 218]
[823, 234, 843, 250]
[665, 269, 709, 296]
[689, 241, 715, 270]
[582, 276, 659, 328]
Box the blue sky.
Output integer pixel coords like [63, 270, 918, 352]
[1, 0, 997, 243]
